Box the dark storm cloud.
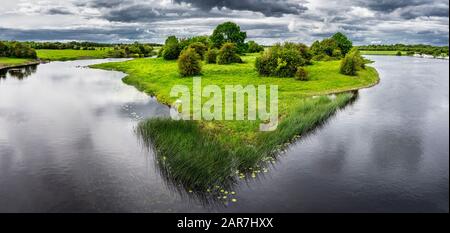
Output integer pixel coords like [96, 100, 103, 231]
[0, 27, 154, 42]
[357, 0, 431, 12]
[46, 7, 73, 15]
[74, 0, 124, 8]
[173, 0, 307, 16]
[1, 0, 448, 45]
[399, 5, 449, 19]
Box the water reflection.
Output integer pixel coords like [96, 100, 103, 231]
[0, 65, 37, 80]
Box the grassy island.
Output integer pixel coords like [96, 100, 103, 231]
[92, 53, 379, 190]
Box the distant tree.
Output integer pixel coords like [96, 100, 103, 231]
[396, 51, 402, 56]
[210, 22, 247, 54]
[332, 32, 353, 55]
[246, 41, 264, 53]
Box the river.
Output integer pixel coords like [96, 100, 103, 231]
[0, 56, 448, 212]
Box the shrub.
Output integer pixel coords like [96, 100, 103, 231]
[188, 42, 208, 59]
[178, 48, 202, 77]
[340, 48, 365, 76]
[205, 48, 219, 64]
[247, 41, 264, 53]
[396, 51, 402, 56]
[332, 48, 343, 58]
[217, 43, 242, 65]
[295, 67, 309, 81]
[255, 42, 311, 77]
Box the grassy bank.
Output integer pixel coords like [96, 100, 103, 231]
[92, 54, 379, 190]
[359, 50, 407, 56]
[0, 57, 39, 69]
[36, 49, 111, 61]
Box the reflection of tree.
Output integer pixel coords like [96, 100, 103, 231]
[0, 65, 37, 80]
[135, 91, 360, 208]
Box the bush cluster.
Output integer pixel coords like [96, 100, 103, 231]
[255, 42, 311, 77]
[187, 42, 208, 59]
[108, 42, 154, 58]
[217, 43, 243, 65]
[246, 41, 264, 53]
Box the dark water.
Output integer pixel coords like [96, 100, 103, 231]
[0, 56, 448, 212]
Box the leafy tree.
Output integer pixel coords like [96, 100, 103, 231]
[320, 38, 338, 56]
[332, 32, 353, 55]
[178, 48, 202, 77]
[210, 22, 247, 54]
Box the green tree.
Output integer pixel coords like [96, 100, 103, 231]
[210, 22, 247, 54]
[332, 32, 353, 55]
[162, 36, 181, 60]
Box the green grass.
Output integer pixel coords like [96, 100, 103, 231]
[37, 49, 111, 61]
[359, 50, 407, 56]
[93, 54, 379, 190]
[0, 57, 34, 67]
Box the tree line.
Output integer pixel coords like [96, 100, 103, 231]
[358, 44, 449, 57]
[0, 41, 37, 59]
[25, 41, 162, 50]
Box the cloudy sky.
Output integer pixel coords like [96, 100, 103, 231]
[0, 0, 448, 45]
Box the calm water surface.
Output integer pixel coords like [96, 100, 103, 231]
[0, 56, 448, 212]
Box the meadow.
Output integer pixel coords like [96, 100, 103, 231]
[359, 50, 407, 55]
[36, 49, 111, 61]
[92, 53, 379, 191]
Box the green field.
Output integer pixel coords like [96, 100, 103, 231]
[92, 54, 379, 190]
[0, 57, 35, 67]
[36, 49, 111, 61]
[359, 50, 407, 55]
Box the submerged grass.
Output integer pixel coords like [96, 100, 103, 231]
[94, 53, 378, 191]
[137, 93, 357, 190]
